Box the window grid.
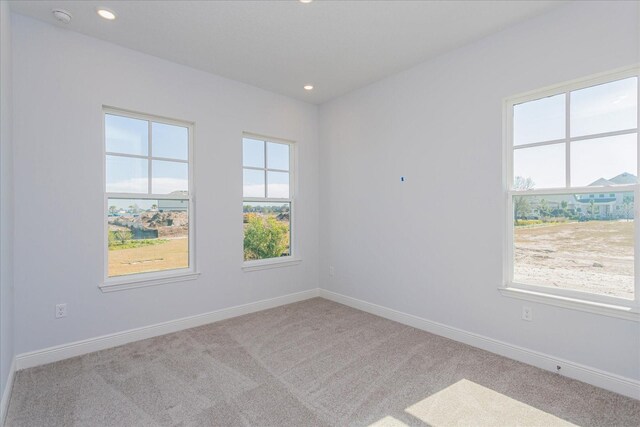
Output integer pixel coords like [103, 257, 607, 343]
[504, 68, 639, 309]
[105, 115, 189, 198]
[511, 102, 638, 191]
[103, 108, 195, 284]
[242, 135, 295, 262]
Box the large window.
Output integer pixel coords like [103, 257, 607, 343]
[504, 68, 639, 314]
[242, 135, 294, 264]
[103, 108, 194, 287]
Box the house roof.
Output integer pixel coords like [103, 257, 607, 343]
[609, 172, 637, 185]
[588, 178, 614, 187]
[588, 172, 637, 187]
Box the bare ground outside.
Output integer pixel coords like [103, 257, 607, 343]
[514, 220, 634, 299]
[108, 237, 188, 277]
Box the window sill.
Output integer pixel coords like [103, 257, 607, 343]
[242, 258, 302, 272]
[100, 271, 200, 293]
[499, 287, 639, 322]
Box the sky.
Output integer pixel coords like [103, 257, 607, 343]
[513, 76, 638, 189]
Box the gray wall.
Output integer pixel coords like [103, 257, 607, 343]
[319, 1, 640, 380]
[0, 0, 15, 410]
[11, 14, 320, 355]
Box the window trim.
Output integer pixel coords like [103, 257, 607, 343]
[242, 132, 298, 269]
[501, 66, 640, 319]
[100, 106, 197, 291]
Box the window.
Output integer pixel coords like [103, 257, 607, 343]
[242, 135, 295, 265]
[504, 68, 639, 316]
[103, 108, 195, 288]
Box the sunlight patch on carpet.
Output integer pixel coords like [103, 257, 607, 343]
[404, 379, 576, 426]
[368, 415, 411, 426]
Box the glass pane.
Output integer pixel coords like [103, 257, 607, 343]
[243, 138, 265, 168]
[243, 168, 265, 197]
[267, 171, 290, 198]
[513, 192, 634, 299]
[571, 77, 638, 137]
[267, 142, 290, 170]
[107, 198, 189, 277]
[152, 122, 188, 160]
[513, 143, 565, 189]
[570, 134, 637, 187]
[513, 94, 565, 146]
[106, 155, 148, 193]
[105, 114, 148, 156]
[152, 160, 189, 195]
[243, 202, 290, 261]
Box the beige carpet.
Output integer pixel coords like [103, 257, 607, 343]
[5, 298, 640, 426]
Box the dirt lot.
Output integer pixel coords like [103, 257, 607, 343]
[514, 220, 634, 299]
[108, 237, 188, 277]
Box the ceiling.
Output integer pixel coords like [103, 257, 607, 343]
[10, 0, 567, 104]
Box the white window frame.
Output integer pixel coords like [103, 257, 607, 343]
[242, 132, 300, 271]
[100, 107, 198, 292]
[501, 66, 640, 321]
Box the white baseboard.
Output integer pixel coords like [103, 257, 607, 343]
[319, 289, 640, 400]
[16, 288, 320, 371]
[1, 356, 16, 426]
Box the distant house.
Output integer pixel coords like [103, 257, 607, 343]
[523, 172, 635, 219]
[574, 172, 635, 218]
[157, 191, 189, 212]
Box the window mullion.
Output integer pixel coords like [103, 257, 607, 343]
[148, 120, 153, 195]
[263, 141, 268, 198]
[636, 79, 640, 304]
[565, 92, 571, 188]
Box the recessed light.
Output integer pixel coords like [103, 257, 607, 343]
[299, 0, 313, 3]
[304, 85, 314, 91]
[97, 8, 117, 20]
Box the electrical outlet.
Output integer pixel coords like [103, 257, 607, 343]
[329, 266, 335, 276]
[55, 303, 67, 319]
[522, 306, 532, 321]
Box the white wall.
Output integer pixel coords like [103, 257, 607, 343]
[319, 1, 640, 380]
[0, 0, 15, 408]
[11, 14, 319, 355]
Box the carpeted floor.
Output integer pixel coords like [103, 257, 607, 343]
[5, 298, 640, 426]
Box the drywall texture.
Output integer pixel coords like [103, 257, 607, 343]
[11, 14, 319, 355]
[1, 0, 15, 405]
[319, 1, 640, 380]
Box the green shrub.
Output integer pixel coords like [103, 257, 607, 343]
[515, 219, 542, 226]
[108, 229, 132, 246]
[515, 218, 569, 227]
[108, 229, 168, 250]
[244, 214, 289, 260]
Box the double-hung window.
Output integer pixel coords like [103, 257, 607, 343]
[242, 134, 295, 266]
[103, 108, 195, 289]
[504, 68, 639, 318]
